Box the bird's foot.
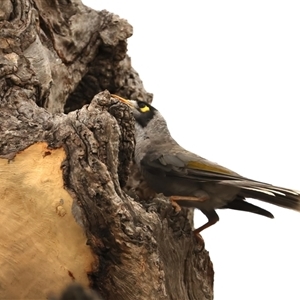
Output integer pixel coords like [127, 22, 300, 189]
[171, 199, 182, 213]
[193, 230, 205, 251]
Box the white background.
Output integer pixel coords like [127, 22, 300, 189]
[83, 1, 300, 299]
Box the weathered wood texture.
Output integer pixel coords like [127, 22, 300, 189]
[0, 1, 214, 299]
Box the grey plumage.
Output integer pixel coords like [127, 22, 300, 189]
[113, 95, 300, 235]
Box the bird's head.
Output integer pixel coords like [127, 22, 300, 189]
[112, 94, 174, 164]
[112, 94, 158, 128]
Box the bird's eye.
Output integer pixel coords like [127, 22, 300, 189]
[138, 102, 150, 113]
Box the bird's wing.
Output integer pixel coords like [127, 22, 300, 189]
[141, 151, 243, 182]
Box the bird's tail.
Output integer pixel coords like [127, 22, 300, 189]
[222, 180, 300, 212]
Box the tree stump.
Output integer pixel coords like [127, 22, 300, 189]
[0, 1, 214, 299]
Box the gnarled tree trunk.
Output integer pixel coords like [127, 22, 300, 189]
[0, 1, 214, 299]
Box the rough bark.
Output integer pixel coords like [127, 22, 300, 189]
[0, 1, 214, 299]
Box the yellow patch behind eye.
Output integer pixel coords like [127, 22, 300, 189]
[140, 106, 150, 112]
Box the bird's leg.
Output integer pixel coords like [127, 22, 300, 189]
[170, 195, 209, 212]
[171, 195, 209, 202]
[193, 210, 219, 238]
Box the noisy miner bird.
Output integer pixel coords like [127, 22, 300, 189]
[112, 94, 300, 238]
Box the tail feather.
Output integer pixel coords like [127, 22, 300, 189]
[221, 180, 300, 212]
[222, 197, 274, 218]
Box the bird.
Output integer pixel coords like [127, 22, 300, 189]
[112, 94, 300, 238]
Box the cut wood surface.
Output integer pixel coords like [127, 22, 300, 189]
[0, 143, 95, 299]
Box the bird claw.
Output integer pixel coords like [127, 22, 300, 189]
[171, 199, 182, 213]
[193, 231, 205, 251]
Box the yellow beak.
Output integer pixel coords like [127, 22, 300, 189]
[111, 94, 133, 107]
